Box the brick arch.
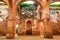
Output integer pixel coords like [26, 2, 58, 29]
[25, 19, 33, 25]
[17, 0, 41, 36]
[6, 0, 54, 39]
[1, 0, 9, 6]
[25, 19, 34, 35]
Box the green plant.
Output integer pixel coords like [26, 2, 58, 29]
[50, 4, 60, 7]
[20, 3, 33, 9]
[16, 28, 18, 33]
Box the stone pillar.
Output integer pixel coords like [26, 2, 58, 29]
[6, 9, 16, 39]
[42, 0, 53, 38]
[17, 7, 21, 35]
[32, 5, 41, 35]
[37, 5, 41, 20]
[37, 5, 41, 33]
[17, 7, 26, 35]
[6, 0, 16, 38]
[37, 5, 45, 36]
[40, 22, 44, 37]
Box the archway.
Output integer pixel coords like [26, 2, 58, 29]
[17, 0, 41, 35]
[16, 0, 53, 38]
[26, 20, 32, 35]
[6, 0, 54, 39]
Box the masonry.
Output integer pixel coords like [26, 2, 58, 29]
[0, 0, 60, 39]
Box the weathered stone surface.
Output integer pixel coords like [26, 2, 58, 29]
[40, 22, 44, 35]
[2, 0, 60, 39]
[52, 20, 60, 35]
[6, 19, 16, 39]
[18, 21, 26, 35]
[0, 20, 7, 35]
[41, 0, 53, 38]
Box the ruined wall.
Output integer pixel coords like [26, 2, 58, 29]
[18, 20, 26, 35]
[0, 20, 7, 35]
[18, 18, 40, 35]
[32, 19, 40, 35]
[50, 11, 60, 35]
[52, 20, 60, 35]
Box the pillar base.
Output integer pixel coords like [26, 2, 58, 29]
[18, 32, 26, 36]
[6, 34, 15, 39]
[6, 19, 16, 39]
[44, 34, 53, 38]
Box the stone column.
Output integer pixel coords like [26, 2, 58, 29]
[17, 6, 26, 35]
[37, 5, 41, 20]
[6, 9, 16, 39]
[33, 5, 41, 35]
[37, 5, 45, 36]
[37, 5, 41, 30]
[17, 6, 21, 35]
[43, 8, 53, 38]
[6, 0, 16, 39]
[42, 0, 53, 38]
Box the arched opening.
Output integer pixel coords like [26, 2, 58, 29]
[17, 0, 41, 35]
[26, 20, 32, 35]
[4, 0, 54, 39]
[50, 1, 60, 35]
[20, 1, 38, 19]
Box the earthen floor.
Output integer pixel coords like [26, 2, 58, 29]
[0, 35, 60, 40]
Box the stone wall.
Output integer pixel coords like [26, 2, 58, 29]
[0, 20, 7, 35]
[18, 20, 26, 35]
[0, 19, 60, 35]
[52, 20, 60, 35]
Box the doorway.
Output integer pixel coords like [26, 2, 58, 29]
[26, 21, 32, 35]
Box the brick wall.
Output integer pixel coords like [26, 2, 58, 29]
[52, 20, 60, 35]
[0, 20, 7, 35]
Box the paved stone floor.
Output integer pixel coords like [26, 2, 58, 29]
[0, 35, 60, 40]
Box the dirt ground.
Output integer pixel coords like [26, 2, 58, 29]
[0, 35, 60, 40]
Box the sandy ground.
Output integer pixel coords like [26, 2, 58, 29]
[0, 35, 60, 40]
